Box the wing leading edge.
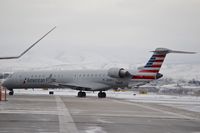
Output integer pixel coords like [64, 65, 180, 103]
[0, 26, 56, 59]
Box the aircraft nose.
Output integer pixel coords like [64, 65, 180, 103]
[1, 79, 8, 87]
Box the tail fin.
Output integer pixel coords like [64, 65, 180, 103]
[132, 48, 195, 81]
[139, 48, 167, 73]
[139, 48, 195, 73]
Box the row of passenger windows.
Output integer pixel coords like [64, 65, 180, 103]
[74, 74, 106, 77]
[18, 74, 107, 78]
[18, 75, 64, 78]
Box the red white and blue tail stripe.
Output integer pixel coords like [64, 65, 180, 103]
[140, 50, 166, 73]
[132, 48, 195, 81]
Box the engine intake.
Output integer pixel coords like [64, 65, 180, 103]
[108, 68, 131, 78]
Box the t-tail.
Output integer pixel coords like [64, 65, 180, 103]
[132, 48, 195, 82]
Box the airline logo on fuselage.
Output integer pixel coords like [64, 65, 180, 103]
[23, 74, 56, 84]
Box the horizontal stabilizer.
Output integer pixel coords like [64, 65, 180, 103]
[151, 48, 196, 54]
[136, 47, 196, 75]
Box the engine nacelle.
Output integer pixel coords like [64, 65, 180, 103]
[107, 68, 131, 78]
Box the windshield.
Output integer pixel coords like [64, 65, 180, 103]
[0, 73, 13, 79]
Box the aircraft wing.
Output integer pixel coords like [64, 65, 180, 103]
[0, 26, 56, 59]
[49, 81, 110, 91]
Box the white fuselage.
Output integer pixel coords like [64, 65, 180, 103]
[2, 69, 132, 91]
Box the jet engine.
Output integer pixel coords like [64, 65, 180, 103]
[107, 68, 131, 78]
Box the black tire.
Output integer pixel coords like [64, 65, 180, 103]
[78, 91, 86, 98]
[78, 92, 82, 97]
[102, 92, 106, 98]
[98, 92, 102, 98]
[49, 91, 54, 95]
[9, 91, 14, 95]
[82, 92, 86, 97]
[98, 92, 106, 98]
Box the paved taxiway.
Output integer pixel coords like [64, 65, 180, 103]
[0, 94, 200, 133]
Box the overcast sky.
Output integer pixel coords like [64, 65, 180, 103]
[0, 0, 200, 71]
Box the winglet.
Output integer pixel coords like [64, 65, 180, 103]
[0, 26, 56, 60]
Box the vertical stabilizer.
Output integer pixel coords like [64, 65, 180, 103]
[132, 48, 195, 81]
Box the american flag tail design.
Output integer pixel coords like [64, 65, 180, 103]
[132, 48, 196, 81]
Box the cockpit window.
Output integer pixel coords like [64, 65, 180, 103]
[4, 73, 10, 79]
[0, 74, 3, 79]
[0, 73, 12, 79]
[5, 73, 13, 79]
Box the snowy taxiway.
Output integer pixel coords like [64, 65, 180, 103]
[0, 90, 200, 133]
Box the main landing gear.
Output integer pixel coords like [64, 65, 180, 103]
[77, 91, 86, 98]
[77, 91, 106, 98]
[98, 91, 106, 98]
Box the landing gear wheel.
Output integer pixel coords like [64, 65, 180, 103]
[98, 91, 106, 98]
[49, 91, 54, 95]
[78, 92, 82, 97]
[102, 92, 106, 98]
[77, 91, 86, 98]
[9, 91, 14, 95]
[82, 92, 86, 97]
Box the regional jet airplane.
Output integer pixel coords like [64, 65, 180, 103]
[2, 48, 195, 98]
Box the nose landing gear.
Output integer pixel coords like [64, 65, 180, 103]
[9, 89, 14, 95]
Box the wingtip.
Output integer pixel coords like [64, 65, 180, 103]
[50, 26, 57, 32]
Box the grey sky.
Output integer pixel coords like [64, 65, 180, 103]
[0, 0, 200, 70]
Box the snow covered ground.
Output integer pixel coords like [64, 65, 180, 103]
[108, 91, 200, 113]
[12, 89, 200, 113]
